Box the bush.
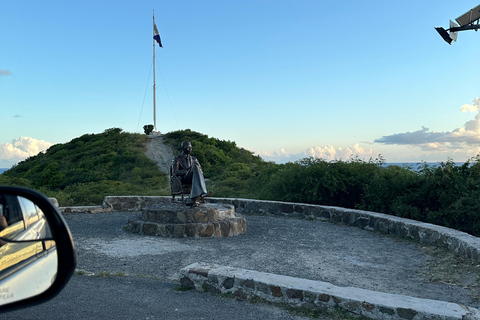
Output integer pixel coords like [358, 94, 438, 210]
[143, 124, 154, 135]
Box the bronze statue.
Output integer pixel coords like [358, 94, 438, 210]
[172, 141, 211, 206]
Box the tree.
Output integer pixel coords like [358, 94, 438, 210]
[143, 125, 154, 135]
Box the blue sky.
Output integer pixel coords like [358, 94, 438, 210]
[2, 0, 480, 167]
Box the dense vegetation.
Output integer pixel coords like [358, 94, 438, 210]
[246, 156, 480, 236]
[162, 129, 274, 196]
[2, 128, 480, 236]
[1, 128, 168, 205]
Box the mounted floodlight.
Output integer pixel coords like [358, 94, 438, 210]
[435, 4, 480, 44]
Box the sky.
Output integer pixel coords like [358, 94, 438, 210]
[2, 0, 480, 167]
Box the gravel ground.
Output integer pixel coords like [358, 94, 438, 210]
[63, 211, 480, 309]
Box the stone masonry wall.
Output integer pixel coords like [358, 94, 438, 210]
[103, 196, 480, 263]
[180, 262, 479, 320]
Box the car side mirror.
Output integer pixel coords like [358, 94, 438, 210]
[0, 186, 76, 311]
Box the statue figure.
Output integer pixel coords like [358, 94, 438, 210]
[172, 141, 211, 206]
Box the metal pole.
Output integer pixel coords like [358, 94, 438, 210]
[153, 11, 157, 132]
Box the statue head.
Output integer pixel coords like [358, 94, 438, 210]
[181, 141, 192, 155]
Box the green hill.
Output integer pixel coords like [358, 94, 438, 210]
[0, 128, 270, 206]
[1, 128, 168, 205]
[3, 127, 480, 236]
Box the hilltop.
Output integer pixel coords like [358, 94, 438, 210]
[0, 128, 269, 206]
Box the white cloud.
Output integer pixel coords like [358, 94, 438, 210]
[0, 137, 53, 167]
[259, 143, 376, 163]
[460, 97, 480, 113]
[375, 98, 480, 153]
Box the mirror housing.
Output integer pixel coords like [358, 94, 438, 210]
[0, 186, 76, 311]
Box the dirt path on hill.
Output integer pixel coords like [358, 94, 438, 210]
[145, 135, 174, 174]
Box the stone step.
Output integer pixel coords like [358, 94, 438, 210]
[128, 217, 246, 238]
[128, 202, 247, 238]
[142, 203, 236, 224]
[180, 262, 480, 320]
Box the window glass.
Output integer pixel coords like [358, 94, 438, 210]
[0, 195, 23, 226]
[0, 195, 25, 239]
[18, 197, 40, 227]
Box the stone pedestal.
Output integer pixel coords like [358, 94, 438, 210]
[127, 203, 246, 238]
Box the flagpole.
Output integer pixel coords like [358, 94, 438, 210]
[153, 10, 157, 133]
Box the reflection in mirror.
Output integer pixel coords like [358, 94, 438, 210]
[0, 192, 58, 305]
[0, 240, 57, 305]
[0, 195, 52, 242]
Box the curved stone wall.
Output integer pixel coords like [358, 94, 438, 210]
[103, 196, 480, 262]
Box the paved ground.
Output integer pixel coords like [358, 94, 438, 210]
[2, 275, 309, 320]
[65, 211, 478, 309]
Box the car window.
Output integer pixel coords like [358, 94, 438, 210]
[17, 196, 41, 228]
[0, 195, 23, 227]
[0, 241, 44, 274]
[0, 195, 25, 240]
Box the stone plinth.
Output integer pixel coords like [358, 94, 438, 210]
[128, 203, 246, 238]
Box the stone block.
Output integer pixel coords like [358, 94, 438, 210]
[199, 224, 214, 238]
[377, 219, 390, 234]
[176, 212, 187, 223]
[208, 274, 219, 284]
[361, 301, 375, 311]
[239, 279, 255, 289]
[222, 277, 235, 289]
[398, 223, 409, 238]
[185, 211, 195, 223]
[344, 301, 360, 313]
[148, 211, 155, 221]
[231, 220, 239, 234]
[319, 208, 331, 220]
[194, 211, 207, 222]
[294, 205, 304, 213]
[112, 203, 123, 211]
[142, 223, 157, 236]
[279, 203, 294, 214]
[213, 222, 221, 237]
[206, 208, 216, 221]
[286, 289, 303, 300]
[270, 286, 283, 297]
[173, 224, 185, 237]
[379, 306, 395, 316]
[157, 225, 167, 236]
[189, 268, 210, 278]
[165, 224, 174, 236]
[256, 283, 270, 295]
[241, 218, 247, 232]
[330, 211, 343, 224]
[220, 221, 230, 237]
[303, 291, 316, 303]
[180, 276, 194, 288]
[356, 216, 370, 228]
[185, 224, 197, 237]
[397, 307, 417, 319]
[128, 220, 142, 234]
[234, 289, 248, 300]
[407, 225, 419, 239]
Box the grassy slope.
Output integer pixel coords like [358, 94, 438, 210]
[0, 128, 269, 206]
[1, 128, 169, 205]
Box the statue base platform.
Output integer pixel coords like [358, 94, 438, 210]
[127, 203, 246, 238]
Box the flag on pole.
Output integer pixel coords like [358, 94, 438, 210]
[153, 22, 163, 47]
